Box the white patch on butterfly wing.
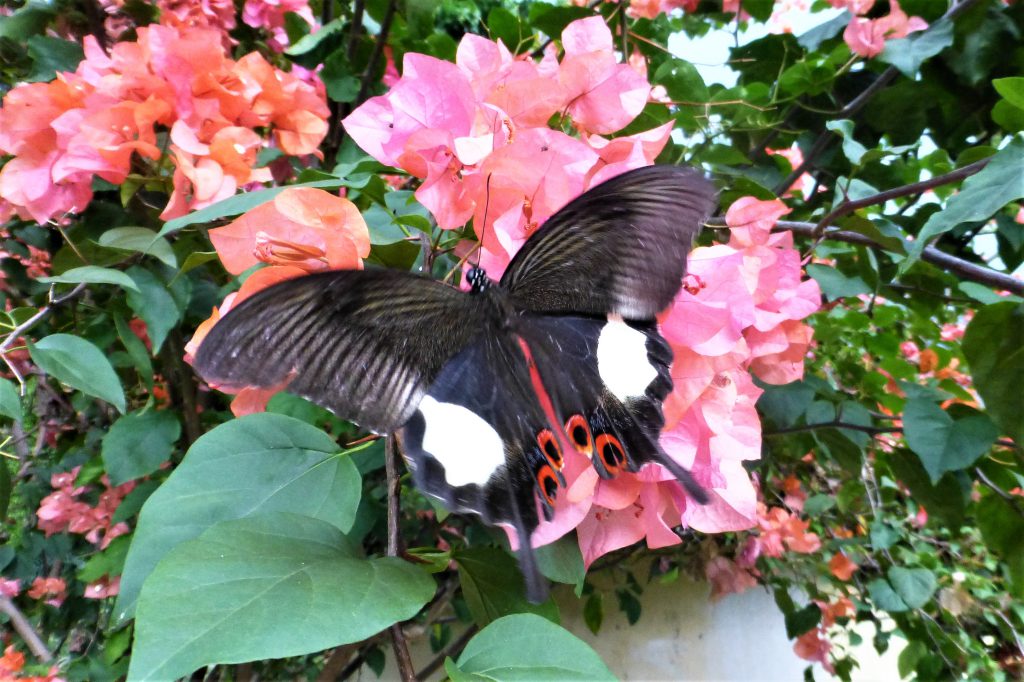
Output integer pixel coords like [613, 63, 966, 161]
[597, 317, 657, 401]
[418, 395, 506, 487]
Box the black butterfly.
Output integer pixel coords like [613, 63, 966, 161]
[194, 165, 717, 602]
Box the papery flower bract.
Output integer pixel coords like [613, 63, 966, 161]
[829, 552, 859, 581]
[242, 0, 316, 52]
[843, 0, 928, 57]
[558, 17, 650, 134]
[794, 627, 835, 673]
[27, 577, 67, 608]
[209, 188, 370, 274]
[84, 575, 121, 600]
[0, 646, 25, 674]
[0, 578, 19, 597]
[706, 556, 759, 600]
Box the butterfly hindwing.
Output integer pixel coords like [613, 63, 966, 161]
[500, 165, 717, 319]
[193, 269, 487, 433]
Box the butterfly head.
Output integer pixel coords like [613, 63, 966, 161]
[466, 266, 492, 294]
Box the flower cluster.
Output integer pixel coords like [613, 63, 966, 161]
[183, 20, 823, 566]
[343, 17, 664, 275]
[829, 0, 928, 57]
[0, 23, 328, 225]
[36, 468, 135, 551]
[185, 188, 371, 415]
[0, 644, 63, 682]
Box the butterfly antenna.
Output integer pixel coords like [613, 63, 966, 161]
[474, 173, 494, 270]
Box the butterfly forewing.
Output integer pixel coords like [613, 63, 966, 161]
[193, 269, 486, 433]
[500, 165, 717, 319]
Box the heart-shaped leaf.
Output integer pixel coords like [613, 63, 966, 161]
[128, 513, 434, 681]
[903, 400, 998, 482]
[116, 414, 359, 621]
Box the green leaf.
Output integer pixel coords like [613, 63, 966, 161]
[904, 138, 1024, 270]
[25, 35, 84, 82]
[888, 567, 937, 609]
[887, 450, 965, 529]
[126, 266, 181, 355]
[158, 179, 343, 236]
[653, 58, 708, 103]
[0, 1, 55, 40]
[128, 513, 434, 681]
[536, 536, 584, 590]
[285, 16, 344, 56]
[962, 302, 1024, 443]
[0, 458, 10, 521]
[178, 251, 219, 276]
[583, 593, 603, 635]
[101, 411, 181, 486]
[868, 578, 909, 613]
[993, 99, 1024, 133]
[114, 314, 153, 391]
[28, 334, 125, 413]
[0, 378, 22, 422]
[487, 6, 525, 51]
[903, 399, 998, 482]
[977, 494, 1024, 598]
[454, 546, 559, 627]
[528, 5, 594, 39]
[797, 12, 848, 51]
[322, 50, 361, 103]
[898, 640, 927, 679]
[38, 265, 140, 292]
[826, 120, 868, 165]
[115, 414, 359, 621]
[805, 264, 871, 301]
[97, 228, 176, 269]
[785, 603, 822, 639]
[454, 614, 615, 681]
[838, 216, 906, 254]
[993, 77, 1024, 110]
[878, 18, 954, 77]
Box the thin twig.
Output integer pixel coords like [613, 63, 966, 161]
[1, 284, 87, 393]
[0, 596, 53, 662]
[774, 0, 985, 197]
[317, 643, 361, 682]
[975, 467, 1024, 516]
[415, 624, 479, 680]
[386, 435, 417, 682]
[355, 0, 398, 105]
[810, 157, 992, 239]
[768, 220, 1024, 296]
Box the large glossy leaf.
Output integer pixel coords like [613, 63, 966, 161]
[101, 410, 181, 486]
[38, 265, 139, 292]
[962, 302, 1024, 443]
[450, 614, 615, 681]
[128, 513, 434, 681]
[28, 334, 125, 413]
[902, 400, 998, 483]
[126, 266, 181, 355]
[0, 378, 22, 422]
[879, 18, 954, 77]
[904, 138, 1024, 270]
[115, 414, 359, 621]
[97, 227, 176, 268]
[454, 547, 559, 627]
[158, 179, 343, 236]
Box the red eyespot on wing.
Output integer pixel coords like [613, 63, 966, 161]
[564, 414, 593, 457]
[537, 464, 559, 506]
[595, 433, 626, 474]
[537, 428, 563, 470]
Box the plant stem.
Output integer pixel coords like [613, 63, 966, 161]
[0, 596, 53, 662]
[386, 436, 417, 682]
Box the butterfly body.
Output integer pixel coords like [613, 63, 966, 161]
[194, 165, 717, 601]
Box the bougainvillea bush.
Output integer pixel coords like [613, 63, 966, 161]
[0, 0, 1022, 680]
